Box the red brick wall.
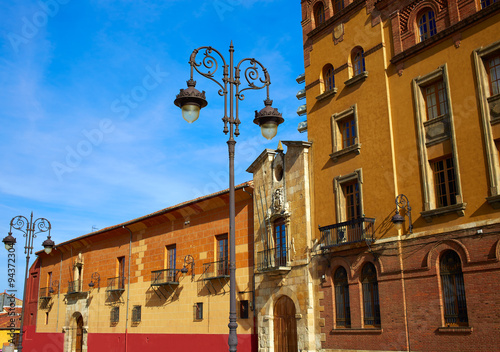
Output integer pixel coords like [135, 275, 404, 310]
[319, 227, 500, 351]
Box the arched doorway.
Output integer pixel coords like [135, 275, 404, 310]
[274, 296, 297, 352]
[74, 314, 83, 352]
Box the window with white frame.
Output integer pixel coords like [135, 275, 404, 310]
[334, 169, 364, 224]
[412, 65, 465, 220]
[473, 41, 500, 207]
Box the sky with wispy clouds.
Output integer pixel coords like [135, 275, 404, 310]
[0, 0, 305, 296]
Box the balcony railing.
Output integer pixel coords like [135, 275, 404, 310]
[319, 217, 375, 248]
[203, 259, 229, 280]
[39, 287, 55, 298]
[257, 246, 289, 271]
[150, 269, 179, 286]
[67, 280, 80, 294]
[106, 276, 125, 291]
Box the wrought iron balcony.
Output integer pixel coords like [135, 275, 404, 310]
[319, 217, 375, 249]
[106, 276, 126, 292]
[257, 246, 289, 271]
[39, 287, 55, 298]
[203, 259, 229, 280]
[150, 269, 180, 286]
[67, 280, 81, 294]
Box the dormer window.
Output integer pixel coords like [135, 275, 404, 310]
[418, 9, 437, 42]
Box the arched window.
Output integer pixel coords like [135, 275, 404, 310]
[274, 218, 287, 267]
[333, 0, 344, 14]
[334, 266, 351, 327]
[352, 47, 365, 76]
[418, 9, 437, 42]
[361, 262, 381, 327]
[323, 64, 335, 92]
[440, 251, 468, 326]
[314, 2, 325, 26]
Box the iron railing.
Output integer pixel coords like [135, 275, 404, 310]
[39, 287, 55, 298]
[67, 280, 80, 294]
[203, 259, 229, 279]
[106, 276, 125, 291]
[150, 269, 179, 285]
[319, 217, 375, 248]
[257, 246, 289, 271]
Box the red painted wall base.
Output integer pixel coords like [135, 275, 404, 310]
[21, 325, 257, 352]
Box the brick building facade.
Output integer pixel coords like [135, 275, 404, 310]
[23, 183, 257, 352]
[300, 0, 500, 351]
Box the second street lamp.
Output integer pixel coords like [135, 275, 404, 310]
[2, 212, 55, 352]
[174, 42, 284, 352]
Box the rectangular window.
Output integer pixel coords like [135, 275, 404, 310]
[424, 80, 448, 119]
[341, 117, 356, 148]
[47, 272, 52, 287]
[274, 219, 287, 267]
[331, 105, 361, 161]
[344, 181, 361, 221]
[432, 156, 457, 208]
[486, 54, 500, 96]
[217, 235, 229, 276]
[195, 302, 203, 320]
[117, 256, 125, 289]
[132, 305, 141, 324]
[166, 245, 176, 282]
[240, 300, 249, 319]
[110, 307, 119, 324]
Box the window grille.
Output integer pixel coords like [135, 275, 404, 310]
[195, 302, 203, 320]
[110, 307, 119, 324]
[132, 305, 141, 323]
[334, 267, 351, 327]
[440, 251, 468, 326]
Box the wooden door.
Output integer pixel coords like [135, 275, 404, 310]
[75, 315, 83, 352]
[274, 296, 298, 352]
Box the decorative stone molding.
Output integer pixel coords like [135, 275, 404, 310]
[421, 202, 467, 222]
[316, 88, 338, 101]
[344, 71, 368, 87]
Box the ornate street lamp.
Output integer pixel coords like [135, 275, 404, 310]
[2, 213, 55, 352]
[174, 42, 284, 352]
[391, 194, 413, 234]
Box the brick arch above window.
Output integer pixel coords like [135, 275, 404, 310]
[329, 256, 354, 280]
[423, 239, 471, 271]
[400, 0, 447, 34]
[351, 251, 384, 280]
[313, 0, 326, 27]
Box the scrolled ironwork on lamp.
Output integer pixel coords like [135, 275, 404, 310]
[174, 42, 283, 352]
[391, 194, 413, 234]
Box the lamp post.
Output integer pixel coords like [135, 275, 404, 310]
[2, 212, 55, 352]
[174, 42, 284, 352]
[391, 194, 413, 234]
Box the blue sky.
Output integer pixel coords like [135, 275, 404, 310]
[0, 0, 305, 296]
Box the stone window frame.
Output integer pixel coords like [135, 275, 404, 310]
[412, 64, 466, 221]
[473, 40, 500, 208]
[330, 104, 361, 162]
[333, 169, 364, 224]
